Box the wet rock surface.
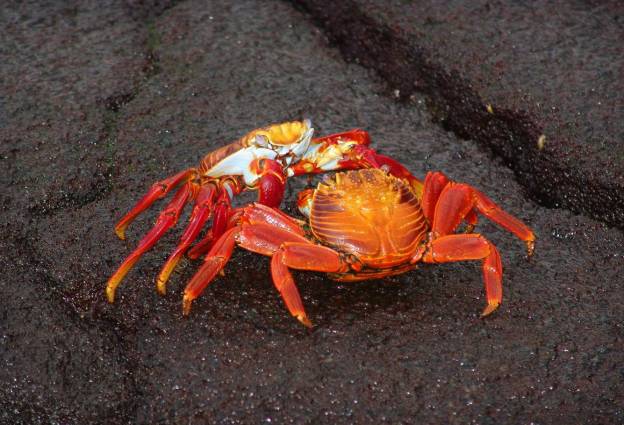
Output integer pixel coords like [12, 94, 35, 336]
[1, 1, 623, 424]
[295, 0, 624, 229]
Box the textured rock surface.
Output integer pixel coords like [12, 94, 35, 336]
[294, 0, 624, 229]
[1, 1, 622, 424]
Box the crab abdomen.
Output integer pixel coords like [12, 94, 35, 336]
[310, 169, 428, 268]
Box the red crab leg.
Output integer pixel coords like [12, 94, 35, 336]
[186, 201, 305, 259]
[106, 181, 196, 302]
[464, 210, 479, 233]
[421, 172, 481, 232]
[186, 207, 245, 260]
[419, 234, 502, 317]
[182, 222, 308, 315]
[186, 193, 240, 260]
[211, 188, 234, 247]
[473, 189, 535, 255]
[432, 183, 476, 236]
[182, 226, 238, 315]
[188, 214, 246, 260]
[115, 168, 197, 240]
[421, 171, 450, 223]
[188, 160, 288, 258]
[271, 242, 348, 327]
[186, 230, 214, 260]
[155, 183, 217, 295]
[240, 203, 306, 235]
[429, 173, 535, 255]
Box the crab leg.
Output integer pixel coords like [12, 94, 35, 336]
[186, 207, 242, 260]
[182, 226, 238, 315]
[473, 189, 535, 255]
[106, 181, 196, 302]
[183, 204, 347, 327]
[240, 203, 306, 235]
[271, 242, 348, 327]
[188, 202, 304, 259]
[421, 172, 477, 231]
[187, 229, 214, 260]
[419, 234, 503, 317]
[155, 183, 217, 294]
[187, 159, 288, 258]
[432, 183, 476, 236]
[425, 172, 535, 255]
[421, 171, 450, 223]
[114, 168, 197, 240]
[182, 222, 308, 315]
[184, 187, 236, 261]
[210, 189, 234, 250]
[463, 210, 479, 233]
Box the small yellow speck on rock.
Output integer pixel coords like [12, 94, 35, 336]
[486, 104, 494, 114]
[537, 134, 546, 150]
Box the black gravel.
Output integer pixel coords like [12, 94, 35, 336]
[1, 1, 623, 424]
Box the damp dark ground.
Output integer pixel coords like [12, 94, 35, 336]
[1, 1, 623, 424]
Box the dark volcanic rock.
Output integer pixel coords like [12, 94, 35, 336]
[1, 0, 623, 424]
[294, 0, 624, 229]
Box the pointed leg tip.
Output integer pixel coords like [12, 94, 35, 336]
[182, 294, 193, 316]
[114, 226, 127, 241]
[296, 314, 313, 328]
[105, 285, 116, 304]
[156, 280, 167, 296]
[526, 239, 535, 258]
[480, 302, 500, 318]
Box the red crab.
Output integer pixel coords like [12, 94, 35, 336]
[106, 121, 535, 327]
[182, 169, 534, 327]
[106, 120, 414, 301]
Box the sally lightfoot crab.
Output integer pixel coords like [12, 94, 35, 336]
[106, 119, 412, 301]
[106, 120, 535, 326]
[182, 169, 535, 326]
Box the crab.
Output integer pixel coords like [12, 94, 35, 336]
[106, 121, 535, 326]
[106, 120, 417, 301]
[181, 168, 535, 327]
